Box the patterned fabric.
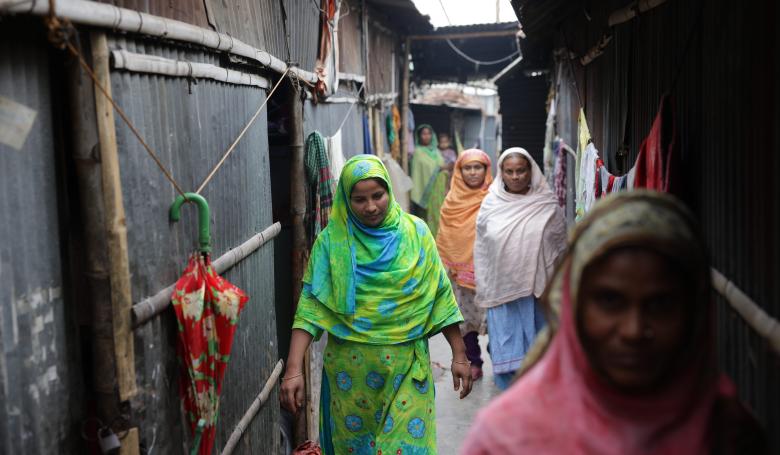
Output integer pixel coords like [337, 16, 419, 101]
[553, 140, 567, 207]
[451, 281, 486, 336]
[171, 254, 249, 455]
[293, 154, 462, 341]
[320, 337, 436, 455]
[305, 131, 334, 247]
[387, 105, 401, 161]
[293, 155, 461, 454]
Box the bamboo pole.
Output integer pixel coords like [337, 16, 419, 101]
[289, 83, 310, 445]
[221, 360, 285, 455]
[131, 223, 282, 327]
[67, 34, 120, 426]
[91, 31, 137, 402]
[400, 36, 411, 173]
[711, 269, 780, 354]
[120, 428, 140, 455]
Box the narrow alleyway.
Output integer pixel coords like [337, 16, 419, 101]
[430, 334, 500, 453]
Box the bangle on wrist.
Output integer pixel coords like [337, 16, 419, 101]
[452, 359, 471, 365]
[281, 372, 304, 381]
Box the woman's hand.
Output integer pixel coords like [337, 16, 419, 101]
[441, 324, 473, 399]
[280, 371, 305, 414]
[279, 329, 314, 414]
[451, 360, 473, 399]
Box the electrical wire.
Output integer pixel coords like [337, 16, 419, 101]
[436, 0, 521, 67]
[445, 39, 520, 66]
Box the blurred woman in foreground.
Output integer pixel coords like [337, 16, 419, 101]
[462, 191, 766, 454]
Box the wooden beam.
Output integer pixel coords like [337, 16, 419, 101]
[91, 31, 137, 402]
[409, 29, 520, 41]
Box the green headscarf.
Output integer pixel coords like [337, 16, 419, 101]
[411, 125, 445, 207]
[414, 124, 441, 160]
[293, 155, 462, 345]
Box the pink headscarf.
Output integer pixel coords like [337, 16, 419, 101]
[462, 191, 734, 454]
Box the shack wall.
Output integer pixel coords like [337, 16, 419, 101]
[0, 22, 83, 454]
[545, 0, 779, 449]
[108, 35, 280, 454]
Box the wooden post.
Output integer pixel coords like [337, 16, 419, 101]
[91, 32, 137, 402]
[67, 33, 119, 425]
[288, 82, 309, 445]
[400, 36, 411, 173]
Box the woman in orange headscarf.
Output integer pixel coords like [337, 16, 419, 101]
[436, 149, 493, 379]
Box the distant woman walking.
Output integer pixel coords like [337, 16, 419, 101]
[436, 149, 494, 380]
[281, 155, 472, 454]
[474, 147, 566, 390]
[410, 124, 449, 237]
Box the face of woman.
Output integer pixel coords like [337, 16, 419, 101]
[419, 128, 433, 146]
[501, 155, 532, 194]
[349, 179, 389, 227]
[461, 162, 487, 189]
[577, 248, 689, 393]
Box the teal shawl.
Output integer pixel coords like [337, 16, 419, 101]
[293, 155, 462, 344]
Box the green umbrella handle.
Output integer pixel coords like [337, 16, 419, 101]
[170, 193, 211, 253]
[191, 418, 206, 455]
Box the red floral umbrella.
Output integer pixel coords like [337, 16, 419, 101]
[169, 194, 249, 454]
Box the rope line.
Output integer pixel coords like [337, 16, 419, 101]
[335, 83, 365, 133]
[195, 68, 290, 194]
[42, 0, 292, 199]
[45, 20, 188, 196]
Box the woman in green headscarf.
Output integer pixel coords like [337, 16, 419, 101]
[411, 124, 450, 237]
[281, 155, 473, 454]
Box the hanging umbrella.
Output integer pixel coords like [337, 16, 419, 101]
[169, 193, 249, 455]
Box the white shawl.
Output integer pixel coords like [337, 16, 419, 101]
[474, 148, 567, 307]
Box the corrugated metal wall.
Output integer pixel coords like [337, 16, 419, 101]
[367, 26, 397, 95]
[0, 22, 82, 454]
[100, 0, 320, 72]
[338, 0, 364, 75]
[303, 100, 365, 157]
[549, 0, 779, 449]
[497, 72, 549, 165]
[107, 36, 280, 453]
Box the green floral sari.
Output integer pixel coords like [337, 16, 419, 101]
[293, 154, 463, 454]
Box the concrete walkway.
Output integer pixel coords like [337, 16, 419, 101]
[430, 333, 501, 453]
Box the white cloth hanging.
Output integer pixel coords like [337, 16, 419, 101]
[327, 129, 346, 191]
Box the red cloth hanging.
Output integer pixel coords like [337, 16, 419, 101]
[633, 95, 678, 192]
[172, 254, 249, 455]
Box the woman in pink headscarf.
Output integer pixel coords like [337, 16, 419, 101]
[462, 191, 766, 454]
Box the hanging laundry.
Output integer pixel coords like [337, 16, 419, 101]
[634, 95, 678, 193]
[304, 131, 334, 247]
[575, 142, 599, 221]
[543, 94, 558, 188]
[574, 109, 593, 220]
[362, 113, 373, 155]
[387, 105, 401, 161]
[406, 107, 416, 159]
[553, 139, 567, 207]
[382, 155, 413, 212]
[327, 129, 345, 189]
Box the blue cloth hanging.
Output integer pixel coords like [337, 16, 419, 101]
[362, 113, 373, 155]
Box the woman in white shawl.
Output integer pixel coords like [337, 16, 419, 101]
[474, 147, 567, 390]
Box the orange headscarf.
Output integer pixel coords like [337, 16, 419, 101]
[436, 149, 493, 289]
